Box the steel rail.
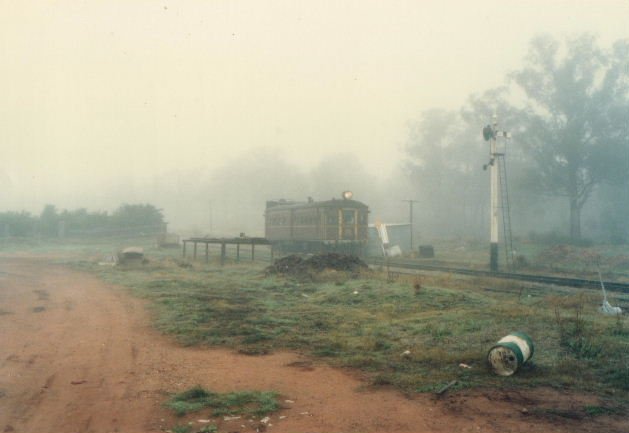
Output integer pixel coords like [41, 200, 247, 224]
[366, 257, 629, 294]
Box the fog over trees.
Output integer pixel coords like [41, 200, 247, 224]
[404, 34, 629, 244]
[2, 33, 627, 245]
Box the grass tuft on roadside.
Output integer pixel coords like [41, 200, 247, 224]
[166, 386, 280, 418]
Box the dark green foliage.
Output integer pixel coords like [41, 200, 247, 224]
[166, 386, 280, 417]
[0, 203, 164, 238]
[583, 405, 620, 417]
[0, 211, 37, 236]
[511, 35, 629, 240]
[111, 203, 164, 232]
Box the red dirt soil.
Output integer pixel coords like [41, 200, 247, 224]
[0, 257, 626, 433]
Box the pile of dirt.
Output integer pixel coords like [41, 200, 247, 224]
[267, 253, 368, 276]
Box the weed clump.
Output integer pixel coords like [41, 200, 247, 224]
[166, 386, 280, 418]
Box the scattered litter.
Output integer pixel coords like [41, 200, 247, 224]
[436, 380, 457, 396]
[223, 416, 241, 421]
[459, 363, 472, 369]
[279, 416, 287, 420]
[260, 417, 270, 425]
[98, 253, 117, 266]
[197, 419, 211, 423]
[70, 380, 87, 385]
[601, 300, 622, 315]
[401, 350, 411, 357]
[353, 290, 359, 295]
[387, 245, 402, 257]
[299, 412, 310, 415]
[598, 270, 622, 315]
[284, 399, 294, 404]
[521, 407, 529, 414]
[301, 293, 309, 298]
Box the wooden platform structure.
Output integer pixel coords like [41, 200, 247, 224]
[182, 237, 273, 265]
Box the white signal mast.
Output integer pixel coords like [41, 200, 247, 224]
[483, 114, 511, 272]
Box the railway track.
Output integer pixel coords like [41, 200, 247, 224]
[366, 257, 629, 294]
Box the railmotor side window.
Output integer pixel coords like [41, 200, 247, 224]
[342, 210, 355, 224]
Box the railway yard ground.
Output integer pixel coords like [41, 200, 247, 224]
[1, 238, 629, 433]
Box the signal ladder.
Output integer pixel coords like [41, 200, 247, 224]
[495, 153, 515, 270]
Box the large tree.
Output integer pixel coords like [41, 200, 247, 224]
[511, 35, 629, 239]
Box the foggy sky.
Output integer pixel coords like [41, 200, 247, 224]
[2, 0, 628, 219]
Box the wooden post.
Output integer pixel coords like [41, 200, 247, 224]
[183, 241, 187, 258]
[205, 242, 209, 264]
[221, 242, 226, 266]
[236, 243, 240, 262]
[193, 241, 197, 260]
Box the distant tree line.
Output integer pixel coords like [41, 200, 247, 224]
[0, 203, 165, 238]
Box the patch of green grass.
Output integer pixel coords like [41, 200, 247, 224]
[171, 425, 192, 433]
[71, 255, 629, 401]
[166, 386, 280, 418]
[583, 405, 620, 417]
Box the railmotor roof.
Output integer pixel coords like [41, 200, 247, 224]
[265, 198, 368, 211]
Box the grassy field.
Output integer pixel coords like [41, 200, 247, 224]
[70, 252, 629, 402]
[419, 238, 629, 279]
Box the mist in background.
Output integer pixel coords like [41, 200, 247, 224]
[2, 1, 628, 243]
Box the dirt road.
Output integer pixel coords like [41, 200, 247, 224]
[0, 257, 625, 433]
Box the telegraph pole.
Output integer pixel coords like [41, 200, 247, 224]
[209, 201, 213, 236]
[403, 199, 418, 252]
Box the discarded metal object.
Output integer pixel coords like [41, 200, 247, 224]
[487, 332, 534, 376]
[436, 380, 457, 396]
[117, 247, 144, 264]
[598, 269, 622, 315]
[418, 245, 434, 258]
